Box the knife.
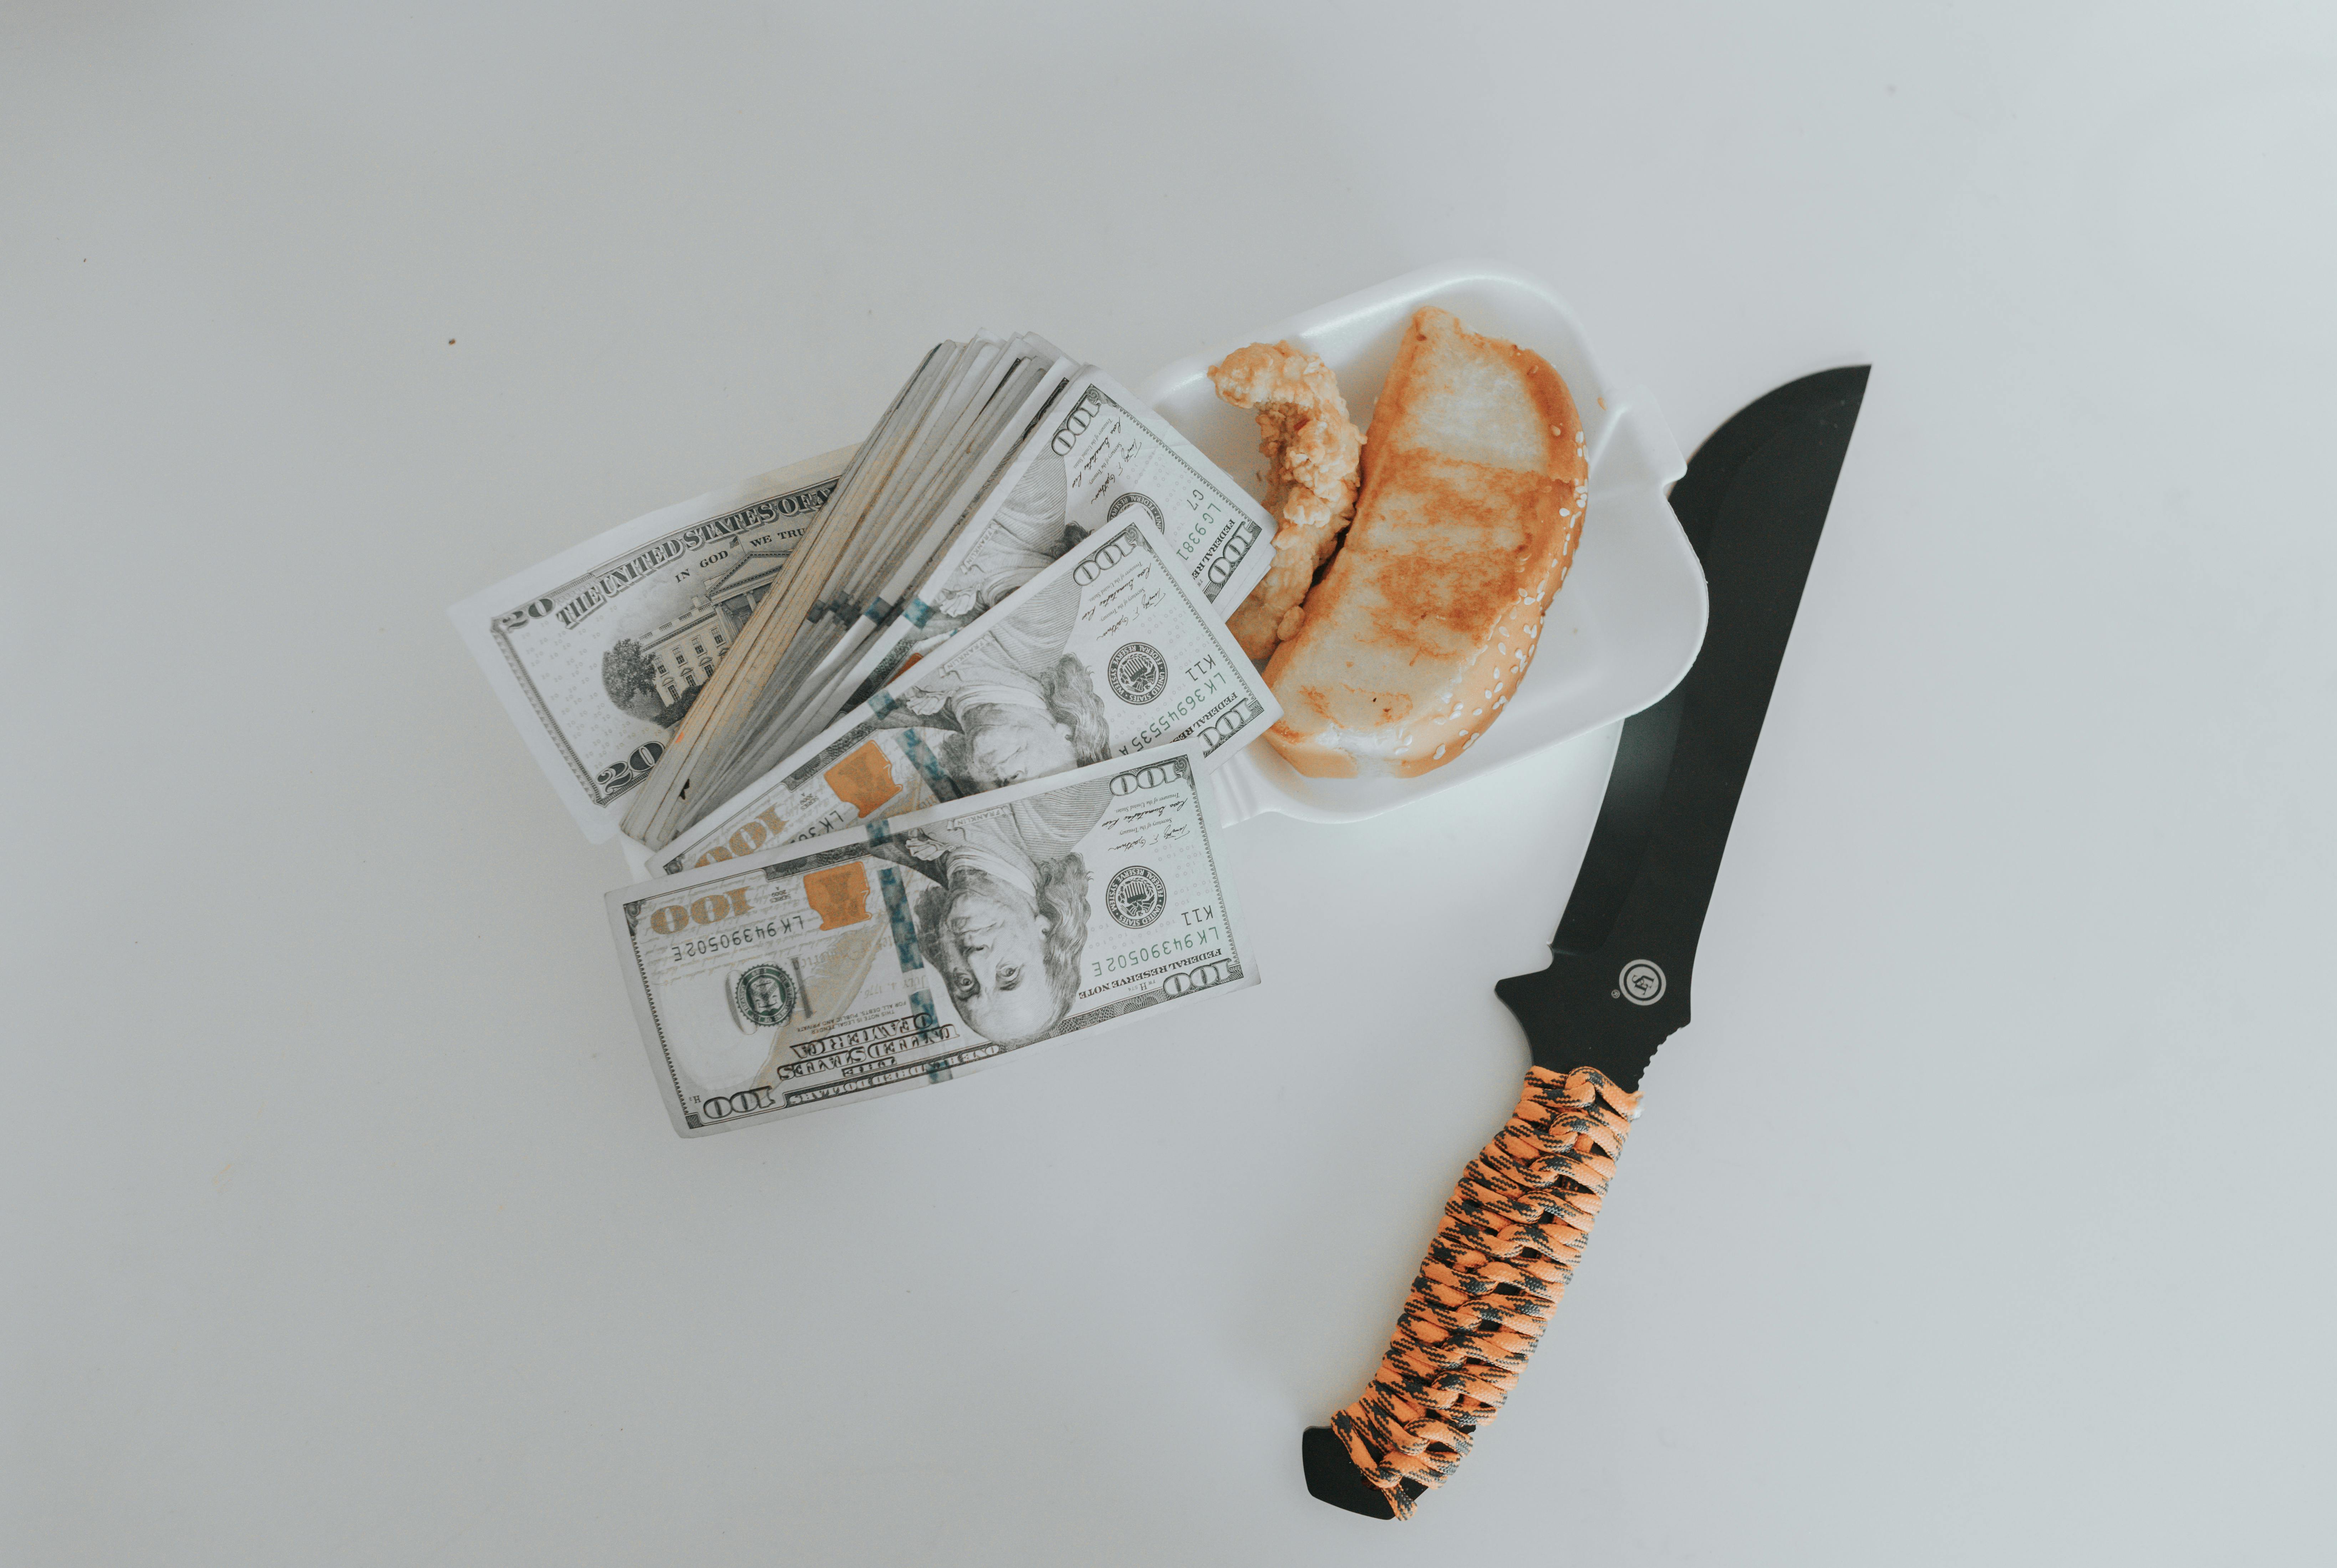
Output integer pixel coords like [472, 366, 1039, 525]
[1300, 366, 1870, 1519]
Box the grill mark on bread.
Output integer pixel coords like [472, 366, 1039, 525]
[1348, 451, 1543, 658]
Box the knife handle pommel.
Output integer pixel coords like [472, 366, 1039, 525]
[1303, 1066, 1640, 1520]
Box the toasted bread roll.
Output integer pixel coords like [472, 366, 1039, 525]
[1261, 307, 1587, 778]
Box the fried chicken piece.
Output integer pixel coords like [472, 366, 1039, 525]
[1207, 341, 1365, 661]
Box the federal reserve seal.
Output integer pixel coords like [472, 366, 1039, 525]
[729, 964, 797, 1030]
[1105, 865, 1167, 928]
[1104, 490, 1165, 532]
[1107, 641, 1169, 704]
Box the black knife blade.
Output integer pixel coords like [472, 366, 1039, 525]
[1497, 364, 1868, 1086]
[1303, 366, 1869, 1519]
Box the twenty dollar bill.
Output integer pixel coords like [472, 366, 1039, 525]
[449, 446, 856, 840]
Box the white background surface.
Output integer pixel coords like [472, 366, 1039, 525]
[5, 3, 2332, 1562]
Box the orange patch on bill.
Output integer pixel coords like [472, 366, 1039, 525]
[801, 862, 872, 930]
[823, 741, 900, 820]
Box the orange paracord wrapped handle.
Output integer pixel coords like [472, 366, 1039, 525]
[1324, 1065, 1639, 1519]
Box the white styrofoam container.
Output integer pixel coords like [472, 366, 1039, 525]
[1137, 259, 1708, 826]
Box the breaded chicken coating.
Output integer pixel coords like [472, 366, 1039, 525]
[1207, 341, 1365, 661]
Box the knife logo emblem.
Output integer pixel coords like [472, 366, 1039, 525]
[1618, 959, 1667, 1006]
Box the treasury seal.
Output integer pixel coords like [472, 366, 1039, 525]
[1105, 865, 1168, 928]
[729, 964, 797, 1030]
[1107, 641, 1169, 704]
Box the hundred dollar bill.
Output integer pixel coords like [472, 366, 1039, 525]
[609, 743, 1255, 1135]
[653, 725, 960, 876]
[728, 349, 1075, 781]
[805, 367, 1277, 740]
[656, 514, 1279, 872]
[612, 350, 961, 847]
[449, 446, 857, 840]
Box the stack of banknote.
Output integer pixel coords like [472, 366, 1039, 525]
[452, 332, 1282, 1129]
[450, 334, 1278, 844]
